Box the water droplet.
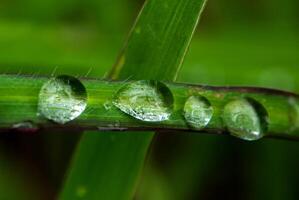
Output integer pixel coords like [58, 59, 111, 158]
[38, 75, 87, 124]
[183, 95, 213, 129]
[223, 98, 268, 141]
[113, 80, 173, 122]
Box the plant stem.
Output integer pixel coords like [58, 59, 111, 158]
[1, 74, 298, 140]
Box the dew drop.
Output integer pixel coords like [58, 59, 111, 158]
[38, 75, 87, 124]
[183, 95, 213, 129]
[223, 98, 268, 141]
[113, 80, 173, 122]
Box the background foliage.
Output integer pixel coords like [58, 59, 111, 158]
[0, 0, 298, 199]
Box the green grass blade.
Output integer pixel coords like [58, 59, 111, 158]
[109, 0, 207, 80]
[0, 75, 298, 139]
[60, 0, 207, 199]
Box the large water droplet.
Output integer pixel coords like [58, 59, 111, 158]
[38, 75, 87, 124]
[113, 80, 173, 122]
[183, 95, 213, 129]
[223, 98, 268, 141]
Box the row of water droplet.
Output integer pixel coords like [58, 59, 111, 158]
[37, 75, 297, 141]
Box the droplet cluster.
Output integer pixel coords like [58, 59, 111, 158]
[36, 77, 284, 141]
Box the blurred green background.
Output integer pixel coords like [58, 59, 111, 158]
[0, 0, 298, 199]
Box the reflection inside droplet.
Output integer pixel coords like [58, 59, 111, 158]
[38, 75, 87, 124]
[183, 95, 213, 129]
[113, 80, 173, 122]
[223, 98, 268, 141]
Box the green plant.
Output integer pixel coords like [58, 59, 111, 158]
[0, 75, 298, 139]
[0, 0, 298, 199]
[60, 0, 207, 199]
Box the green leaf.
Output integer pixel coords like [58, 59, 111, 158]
[109, 0, 207, 81]
[59, 0, 207, 199]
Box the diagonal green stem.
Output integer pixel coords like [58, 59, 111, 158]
[59, 0, 208, 199]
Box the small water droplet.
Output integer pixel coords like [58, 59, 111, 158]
[113, 80, 173, 122]
[223, 98, 268, 141]
[38, 75, 87, 124]
[183, 95, 213, 129]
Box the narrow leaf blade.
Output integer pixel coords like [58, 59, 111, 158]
[60, 0, 207, 199]
[110, 0, 207, 80]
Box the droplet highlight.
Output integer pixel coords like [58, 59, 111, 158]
[223, 98, 268, 141]
[38, 75, 87, 124]
[183, 95, 213, 129]
[113, 80, 173, 122]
